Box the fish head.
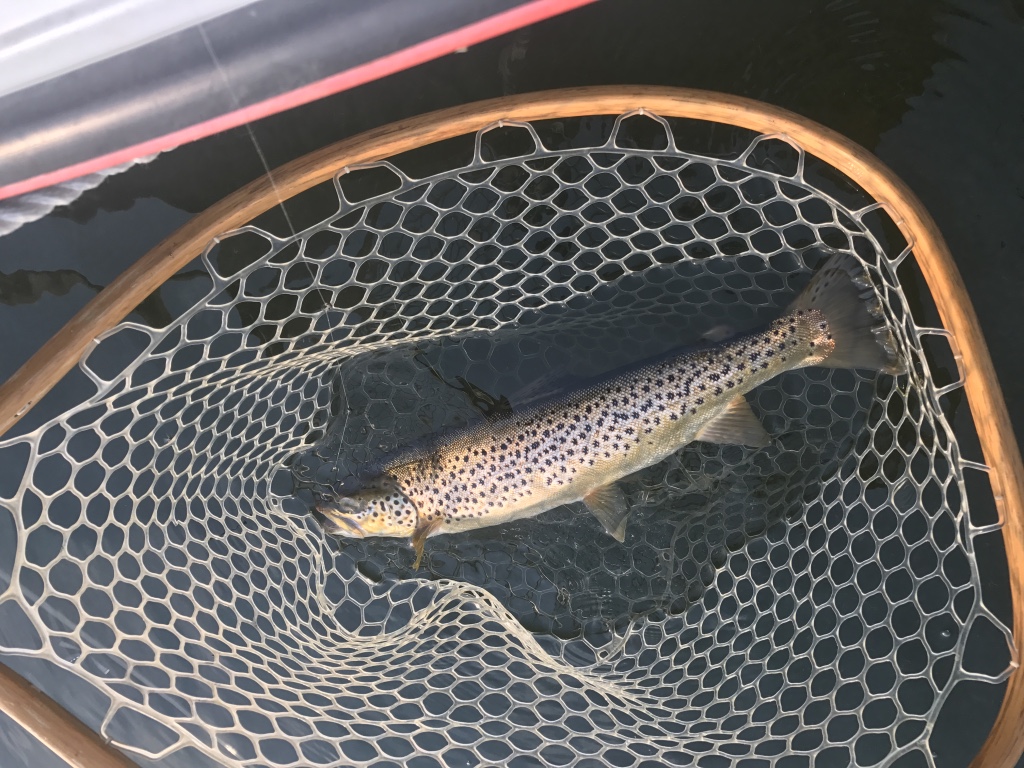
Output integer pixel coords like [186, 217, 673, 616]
[313, 477, 418, 539]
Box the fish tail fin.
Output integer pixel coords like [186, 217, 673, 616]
[788, 253, 905, 374]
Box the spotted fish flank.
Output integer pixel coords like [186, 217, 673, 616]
[314, 254, 904, 564]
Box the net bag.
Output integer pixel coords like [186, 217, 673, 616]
[0, 88, 1021, 768]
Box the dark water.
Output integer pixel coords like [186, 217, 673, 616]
[1, 0, 1022, 765]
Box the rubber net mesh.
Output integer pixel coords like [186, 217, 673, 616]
[0, 111, 1015, 767]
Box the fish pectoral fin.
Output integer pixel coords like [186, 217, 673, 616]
[583, 483, 630, 543]
[695, 396, 771, 448]
[410, 517, 442, 569]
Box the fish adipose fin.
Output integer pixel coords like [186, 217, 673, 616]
[790, 253, 906, 374]
[584, 483, 630, 542]
[696, 396, 772, 447]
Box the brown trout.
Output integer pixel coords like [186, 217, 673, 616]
[314, 254, 904, 565]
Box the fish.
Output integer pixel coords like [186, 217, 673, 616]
[313, 253, 904, 567]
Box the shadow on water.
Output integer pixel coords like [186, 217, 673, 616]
[0, 267, 211, 331]
[0, 269, 103, 305]
[288, 253, 886, 651]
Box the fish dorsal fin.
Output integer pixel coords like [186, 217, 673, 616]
[583, 483, 630, 542]
[508, 369, 582, 411]
[701, 324, 736, 343]
[695, 396, 771, 448]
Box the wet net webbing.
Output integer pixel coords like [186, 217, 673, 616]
[0, 110, 1014, 767]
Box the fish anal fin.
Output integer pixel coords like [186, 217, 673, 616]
[695, 396, 771, 448]
[410, 517, 442, 569]
[583, 483, 630, 542]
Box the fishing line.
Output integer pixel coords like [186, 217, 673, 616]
[197, 25, 297, 240]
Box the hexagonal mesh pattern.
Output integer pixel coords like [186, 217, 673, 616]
[0, 111, 1014, 767]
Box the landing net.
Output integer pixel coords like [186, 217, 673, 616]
[0, 109, 1013, 767]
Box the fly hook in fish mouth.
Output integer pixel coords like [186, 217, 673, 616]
[313, 497, 367, 538]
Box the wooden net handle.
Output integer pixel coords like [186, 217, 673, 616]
[0, 86, 1020, 767]
[0, 662, 136, 767]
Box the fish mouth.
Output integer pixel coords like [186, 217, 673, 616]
[312, 503, 366, 538]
